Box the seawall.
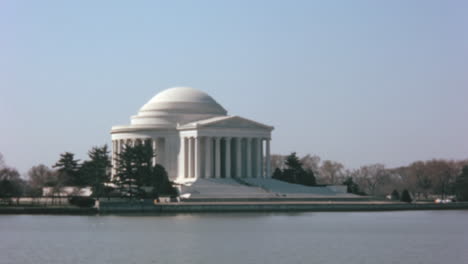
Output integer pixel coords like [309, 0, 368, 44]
[2, 202, 468, 215]
[98, 201, 468, 214]
[0, 206, 97, 215]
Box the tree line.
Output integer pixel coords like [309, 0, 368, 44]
[2, 148, 468, 201]
[271, 153, 468, 201]
[0, 142, 176, 200]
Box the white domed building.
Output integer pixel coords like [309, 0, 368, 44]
[111, 87, 273, 184]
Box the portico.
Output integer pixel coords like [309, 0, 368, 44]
[177, 118, 272, 180]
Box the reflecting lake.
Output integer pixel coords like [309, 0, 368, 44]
[1, 211, 467, 264]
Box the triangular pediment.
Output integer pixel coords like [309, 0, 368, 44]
[179, 116, 273, 130]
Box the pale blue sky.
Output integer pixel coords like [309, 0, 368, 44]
[1, 0, 467, 174]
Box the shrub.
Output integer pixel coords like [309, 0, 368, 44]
[391, 189, 400, 200]
[400, 189, 412, 203]
[69, 196, 96, 208]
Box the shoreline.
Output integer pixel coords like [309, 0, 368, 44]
[1, 201, 468, 215]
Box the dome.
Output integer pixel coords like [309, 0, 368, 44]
[140, 87, 227, 114]
[130, 87, 227, 127]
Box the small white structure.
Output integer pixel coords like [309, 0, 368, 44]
[42, 186, 92, 197]
[111, 87, 274, 184]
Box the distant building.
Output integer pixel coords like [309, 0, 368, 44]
[111, 87, 273, 184]
[42, 186, 92, 197]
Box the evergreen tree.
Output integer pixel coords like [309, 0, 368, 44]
[284, 152, 303, 183]
[273, 153, 316, 186]
[114, 141, 175, 198]
[401, 189, 412, 203]
[272, 168, 283, 180]
[285, 152, 302, 171]
[391, 189, 400, 200]
[455, 166, 468, 201]
[79, 145, 111, 196]
[53, 152, 81, 186]
[147, 164, 176, 197]
[343, 177, 361, 194]
[300, 168, 316, 186]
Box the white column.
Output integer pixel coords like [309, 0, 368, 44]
[266, 139, 271, 178]
[114, 140, 122, 180]
[256, 138, 262, 178]
[188, 137, 193, 178]
[215, 137, 221, 178]
[111, 140, 116, 176]
[184, 137, 189, 178]
[260, 139, 264, 178]
[225, 137, 231, 178]
[178, 136, 186, 179]
[194, 137, 200, 179]
[246, 137, 252, 178]
[152, 139, 157, 166]
[236, 137, 242, 178]
[205, 137, 212, 178]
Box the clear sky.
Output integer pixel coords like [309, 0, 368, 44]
[1, 0, 467, 174]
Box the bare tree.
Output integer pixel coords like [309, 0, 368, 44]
[300, 154, 321, 177]
[406, 161, 432, 198]
[320, 160, 345, 185]
[352, 164, 395, 196]
[270, 154, 285, 171]
[28, 164, 56, 188]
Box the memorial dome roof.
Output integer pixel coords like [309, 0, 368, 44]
[128, 87, 227, 127]
[139, 86, 227, 115]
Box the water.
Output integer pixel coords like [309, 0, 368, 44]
[1, 211, 467, 264]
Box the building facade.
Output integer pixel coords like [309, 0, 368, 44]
[111, 87, 273, 184]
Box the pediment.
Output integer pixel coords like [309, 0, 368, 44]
[181, 116, 273, 130]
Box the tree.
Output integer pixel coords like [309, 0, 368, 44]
[270, 154, 286, 171]
[343, 177, 364, 195]
[27, 164, 57, 196]
[455, 166, 468, 201]
[401, 189, 412, 203]
[114, 141, 175, 198]
[353, 164, 393, 196]
[79, 145, 111, 196]
[282, 152, 304, 183]
[28, 164, 57, 187]
[300, 168, 316, 186]
[53, 152, 81, 186]
[285, 153, 302, 170]
[273, 153, 316, 186]
[408, 161, 432, 198]
[272, 168, 283, 180]
[390, 190, 400, 200]
[300, 154, 321, 178]
[320, 160, 344, 185]
[146, 164, 176, 197]
[0, 166, 24, 200]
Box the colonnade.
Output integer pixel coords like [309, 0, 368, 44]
[180, 136, 271, 179]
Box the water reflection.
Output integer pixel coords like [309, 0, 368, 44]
[0, 211, 467, 264]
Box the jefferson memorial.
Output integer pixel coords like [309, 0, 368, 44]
[111, 87, 273, 184]
[111, 86, 354, 198]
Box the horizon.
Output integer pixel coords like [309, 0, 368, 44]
[1, 0, 467, 175]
